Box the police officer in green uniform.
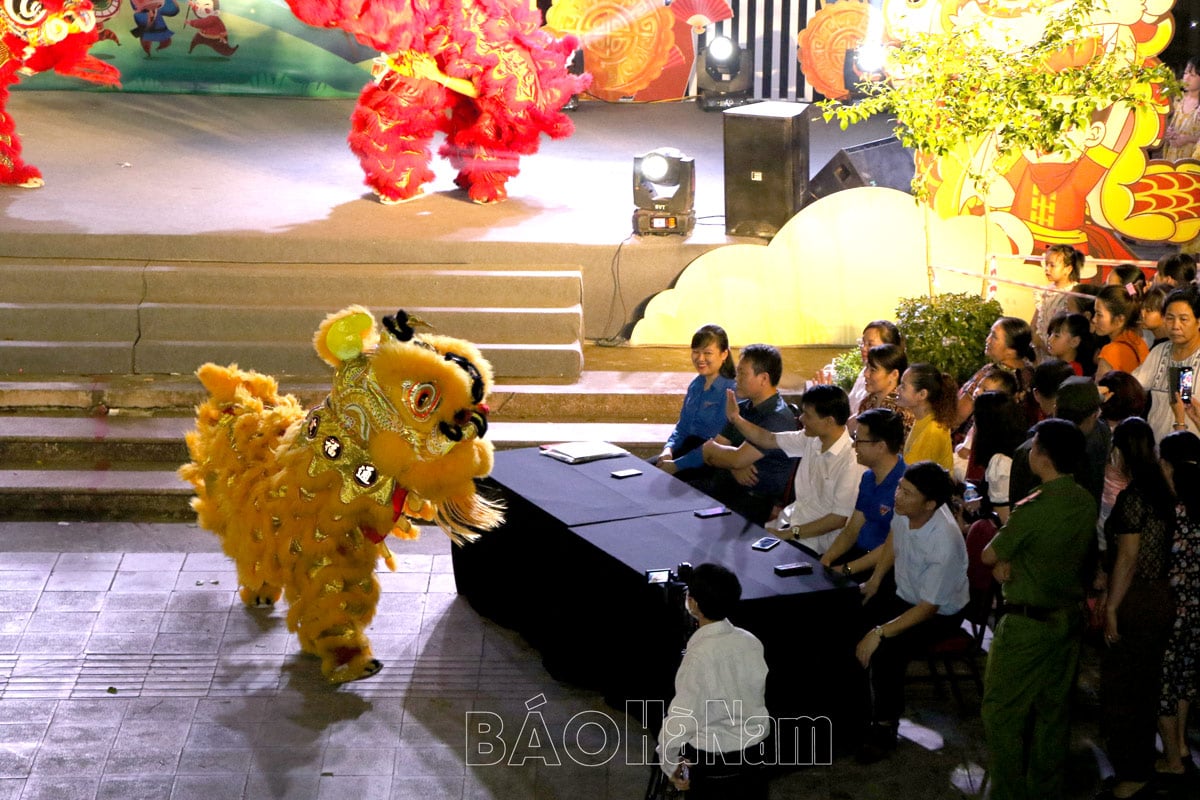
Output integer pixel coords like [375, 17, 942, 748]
[981, 418, 1097, 800]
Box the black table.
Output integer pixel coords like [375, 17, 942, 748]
[453, 447, 866, 757]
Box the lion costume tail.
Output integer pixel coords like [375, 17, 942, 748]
[179, 364, 306, 601]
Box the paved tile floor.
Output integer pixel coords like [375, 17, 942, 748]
[0, 521, 1196, 800]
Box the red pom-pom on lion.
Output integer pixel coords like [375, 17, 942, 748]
[285, 0, 590, 204]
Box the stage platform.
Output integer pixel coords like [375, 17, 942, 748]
[3, 91, 898, 342]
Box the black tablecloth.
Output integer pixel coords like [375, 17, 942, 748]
[454, 447, 866, 755]
[485, 447, 714, 526]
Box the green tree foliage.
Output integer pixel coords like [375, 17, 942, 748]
[820, 0, 1175, 199]
[896, 293, 1005, 385]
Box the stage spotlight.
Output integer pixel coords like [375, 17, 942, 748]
[633, 148, 696, 236]
[697, 36, 752, 112]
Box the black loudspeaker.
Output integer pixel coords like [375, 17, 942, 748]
[723, 101, 815, 239]
[805, 138, 915, 206]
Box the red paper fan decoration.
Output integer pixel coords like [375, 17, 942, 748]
[668, 0, 733, 33]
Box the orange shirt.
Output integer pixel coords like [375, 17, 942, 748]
[1099, 329, 1148, 373]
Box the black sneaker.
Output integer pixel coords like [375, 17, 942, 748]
[855, 723, 898, 764]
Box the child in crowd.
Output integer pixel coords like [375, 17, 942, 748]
[1107, 263, 1148, 297]
[1068, 283, 1101, 320]
[1140, 285, 1171, 349]
[972, 366, 1018, 397]
[897, 363, 957, 471]
[1033, 245, 1084, 360]
[1154, 253, 1198, 288]
[1093, 284, 1148, 377]
[1046, 312, 1097, 376]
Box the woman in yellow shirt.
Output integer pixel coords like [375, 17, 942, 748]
[898, 363, 958, 471]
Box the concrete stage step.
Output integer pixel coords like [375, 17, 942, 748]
[0, 410, 674, 521]
[0, 259, 586, 380]
[0, 359, 691, 522]
[0, 343, 842, 522]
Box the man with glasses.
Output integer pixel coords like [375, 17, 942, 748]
[819, 409, 907, 569]
[724, 384, 865, 554]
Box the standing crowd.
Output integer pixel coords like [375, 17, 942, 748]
[655, 250, 1200, 800]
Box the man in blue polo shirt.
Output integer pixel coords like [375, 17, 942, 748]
[819, 408, 906, 570]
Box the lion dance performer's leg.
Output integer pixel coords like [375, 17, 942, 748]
[436, 0, 588, 205]
[441, 98, 521, 204]
[0, 67, 44, 187]
[349, 76, 445, 204]
[280, 511, 384, 683]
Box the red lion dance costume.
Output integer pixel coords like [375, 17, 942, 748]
[286, 0, 589, 204]
[1, 0, 120, 187]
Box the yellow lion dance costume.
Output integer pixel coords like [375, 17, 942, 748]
[179, 306, 503, 683]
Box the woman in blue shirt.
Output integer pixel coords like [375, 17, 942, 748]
[654, 324, 736, 478]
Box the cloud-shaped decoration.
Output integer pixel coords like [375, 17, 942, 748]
[630, 187, 1013, 347]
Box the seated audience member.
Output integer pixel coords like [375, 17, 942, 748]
[1139, 285, 1170, 349]
[958, 317, 1037, 430]
[724, 385, 865, 554]
[969, 391, 1027, 524]
[654, 324, 737, 479]
[952, 365, 1020, 480]
[659, 563, 769, 800]
[982, 420, 1098, 800]
[842, 320, 904, 417]
[857, 344, 915, 438]
[897, 363, 957, 471]
[819, 409, 907, 568]
[850, 461, 969, 763]
[1154, 253, 1197, 288]
[698, 344, 798, 524]
[1045, 312, 1097, 376]
[1010, 376, 1108, 507]
[1093, 285, 1148, 378]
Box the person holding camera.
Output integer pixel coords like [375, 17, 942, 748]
[659, 563, 770, 799]
[1132, 287, 1200, 442]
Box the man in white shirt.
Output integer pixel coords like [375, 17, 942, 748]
[725, 385, 866, 554]
[850, 461, 969, 763]
[659, 563, 770, 799]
